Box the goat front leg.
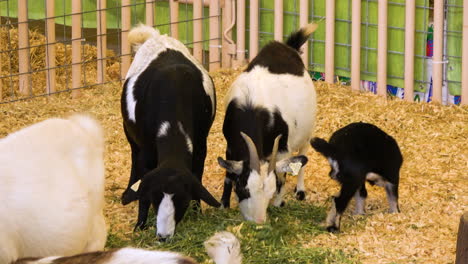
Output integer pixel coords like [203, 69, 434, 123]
[326, 183, 360, 232]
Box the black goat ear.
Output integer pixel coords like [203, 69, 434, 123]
[192, 177, 221, 208]
[217, 157, 243, 175]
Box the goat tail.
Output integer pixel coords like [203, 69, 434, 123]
[128, 24, 161, 52]
[310, 137, 336, 159]
[286, 23, 319, 51]
[67, 114, 104, 149]
[204, 231, 242, 264]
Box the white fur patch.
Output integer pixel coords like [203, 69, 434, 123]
[204, 232, 242, 264]
[178, 122, 193, 153]
[157, 193, 176, 238]
[125, 32, 215, 117]
[366, 172, 386, 187]
[224, 65, 316, 152]
[112, 248, 184, 264]
[239, 164, 276, 223]
[327, 158, 339, 178]
[126, 76, 138, 122]
[157, 121, 171, 138]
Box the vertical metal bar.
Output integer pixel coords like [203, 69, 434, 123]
[121, 0, 131, 79]
[274, 0, 283, 41]
[377, 0, 388, 97]
[45, 0, 56, 94]
[432, 0, 444, 103]
[71, 0, 82, 97]
[193, 0, 203, 62]
[325, 0, 335, 83]
[209, 0, 220, 71]
[97, 0, 107, 84]
[299, 0, 308, 66]
[249, 0, 259, 61]
[404, 0, 416, 102]
[170, 0, 179, 38]
[18, 0, 31, 95]
[462, 0, 468, 105]
[146, 0, 155, 26]
[351, 0, 361, 91]
[236, 0, 246, 65]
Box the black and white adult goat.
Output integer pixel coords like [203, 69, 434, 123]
[311, 122, 403, 232]
[120, 25, 220, 240]
[217, 23, 318, 223]
[0, 115, 107, 264]
[13, 231, 242, 264]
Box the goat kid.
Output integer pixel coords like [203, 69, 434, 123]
[217, 23, 318, 223]
[13, 231, 242, 264]
[120, 25, 220, 240]
[311, 122, 403, 232]
[0, 115, 107, 264]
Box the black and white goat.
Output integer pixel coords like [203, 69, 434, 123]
[217, 23, 318, 223]
[0, 115, 107, 264]
[13, 231, 242, 264]
[120, 25, 220, 239]
[310, 122, 403, 232]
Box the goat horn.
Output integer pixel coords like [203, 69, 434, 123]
[268, 134, 282, 174]
[240, 132, 260, 173]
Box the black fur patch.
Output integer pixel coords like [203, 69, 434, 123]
[245, 41, 305, 76]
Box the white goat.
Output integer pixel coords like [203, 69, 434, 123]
[0, 115, 107, 264]
[12, 231, 242, 264]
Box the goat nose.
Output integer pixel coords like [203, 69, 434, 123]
[156, 233, 168, 242]
[255, 217, 266, 224]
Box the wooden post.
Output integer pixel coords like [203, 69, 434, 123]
[170, 0, 179, 39]
[249, 0, 259, 61]
[18, 0, 31, 95]
[455, 212, 468, 264]
[377, 0, 388, 97]
[235, 0, 246, 66]
[71, 0, 82, 97]
[351, 0, 361, 91]
[274, 0, 283, 42]
[193, 0, 203, 62]
[325, 0, 335, 83]
[209, 0, 220, 71]
[222, 0, 233, 67]
[461, 0, 468, 105]
[121, 0, 131, 79]
[432, 0, 444, 103]
[299, 0, 309, 67]
[146, 0, 155, 26]
[97, 0, 107, 84]
[45, 0, 56, 94]
[404, 0, 415, 102]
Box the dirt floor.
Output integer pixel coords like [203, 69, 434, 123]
[0, 68, 466, 264]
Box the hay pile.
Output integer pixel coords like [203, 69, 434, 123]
[0, 27, 120, 99]
[0, 69, 466, 263]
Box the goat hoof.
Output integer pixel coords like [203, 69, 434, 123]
[134, 223, 148, 232]
[326, 225, 339, 233]
[295, 190, 305, 201]
[221, 201, 230, 209]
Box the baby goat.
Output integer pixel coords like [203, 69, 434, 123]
[311, 122, 403, 232]
[0, 115, 107, 264]
[13, 232, 242, 264]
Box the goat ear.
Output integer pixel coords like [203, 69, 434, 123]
[192, 178, 221, 208]
[276, 155, 308, 174]
[217, 157, 243, 175]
